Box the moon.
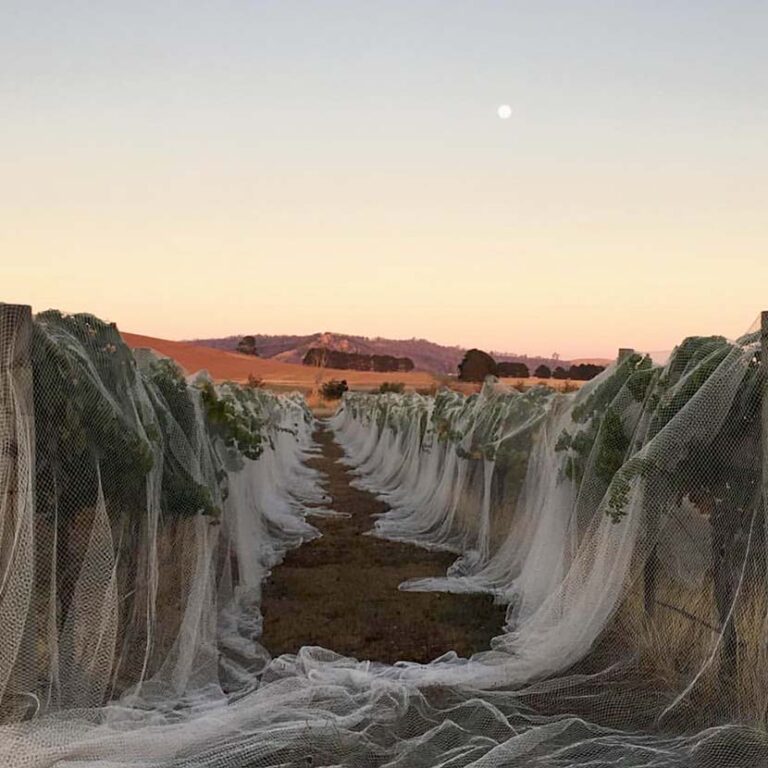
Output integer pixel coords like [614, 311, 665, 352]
[497, 104, 512, 120]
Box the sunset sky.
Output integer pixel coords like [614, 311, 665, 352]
[2, 1, 767, 358]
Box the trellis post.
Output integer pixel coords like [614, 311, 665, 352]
[617, 348, 634, 364]
[0, 302, 34, 477]
[762, 312, 768, 514]
[0, 304, 35, 714]
[0, 302, 34, 531]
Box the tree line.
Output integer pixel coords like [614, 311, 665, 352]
[458, 349, 605, 382]
[303, 347, 415, 373]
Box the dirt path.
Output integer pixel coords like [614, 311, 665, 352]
[260, 424, 506, 664]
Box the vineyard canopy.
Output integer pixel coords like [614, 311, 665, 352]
[1, 303, 767, 767]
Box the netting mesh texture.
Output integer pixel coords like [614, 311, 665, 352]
[1, 303, 768, 767]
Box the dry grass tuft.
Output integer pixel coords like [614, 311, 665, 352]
[612, 573, 768, 728]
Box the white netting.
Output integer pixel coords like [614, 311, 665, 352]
[1, 304, 768, 766]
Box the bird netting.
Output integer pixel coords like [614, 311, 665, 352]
[1, 303, 768, 767]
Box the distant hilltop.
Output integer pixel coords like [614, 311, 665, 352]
[189, 332, 611, 375]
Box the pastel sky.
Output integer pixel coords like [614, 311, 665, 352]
[2, 1, 766, 358]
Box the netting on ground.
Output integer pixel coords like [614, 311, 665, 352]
[2, 303, 768, 766]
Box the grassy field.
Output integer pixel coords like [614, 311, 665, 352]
[122, 332, 438, 391]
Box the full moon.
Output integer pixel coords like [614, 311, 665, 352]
[497, 104, 512, 120]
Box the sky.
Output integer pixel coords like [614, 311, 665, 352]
[2, 1, 767, 358]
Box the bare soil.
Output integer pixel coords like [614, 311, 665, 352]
[260, 425, 506, 664]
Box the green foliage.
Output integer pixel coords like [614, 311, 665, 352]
[647, 337, 730, 439]
[555, 430, 572, 452]
[604, 335, 761, 528]
[32, 312, 154, 519]
[161, 465, 219, 518]
[148, 357, 197, 439]
[593, 408, 630, 485]
[197, 379, 265, 460]
[606, 471, 633, 523]
[556, 354, 650, 485]
[626, 366, 657, 403]
[560, 422, 599, 483]
[29, 312, 314, 527]
[572, 353, 650, 424]
[145, 359, 221, 518]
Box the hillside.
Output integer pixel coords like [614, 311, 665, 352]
[569, 357, 614, 366]
[190, 332, 571, 374]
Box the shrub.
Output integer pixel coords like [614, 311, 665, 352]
[321, 379, 349, 400]
[534, 364, 552, 379]
[378, 382, 405, 394]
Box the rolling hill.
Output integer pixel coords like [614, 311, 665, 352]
[190, 332, 575, 374]
[121, 332, 438, 391]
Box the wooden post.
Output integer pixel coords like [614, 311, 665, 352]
[0, 304, 33, 376]
[715, 313, 768, 685]
[0, 303, 35, 714]
[616, 341, 656, 616]
[617, 347, 635, 364]
[762, 310, 768, 525]
[0, 303, 34, 487]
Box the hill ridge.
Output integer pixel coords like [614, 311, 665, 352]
[188, 331, 606, 374]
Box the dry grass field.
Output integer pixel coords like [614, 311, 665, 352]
[122, 332, 438, 392]
[452, 376, 586, 394]
[122, 333, 588, 406]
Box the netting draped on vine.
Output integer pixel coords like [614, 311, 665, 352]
[2, 304, 768, 766]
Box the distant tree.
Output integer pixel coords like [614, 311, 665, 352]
[497, 362, 530, 378]
[568, 363, 606, 381]
[321, 379, 349, 400]
[552, 366, 569, 380]
[236, 335, 259, 356]
[304, 348, 323, 367]
[303, 347, 413, 372]
[535, 364, 552, 379]
[458, 349, 497, 382]
[372, 354, 401, 372]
